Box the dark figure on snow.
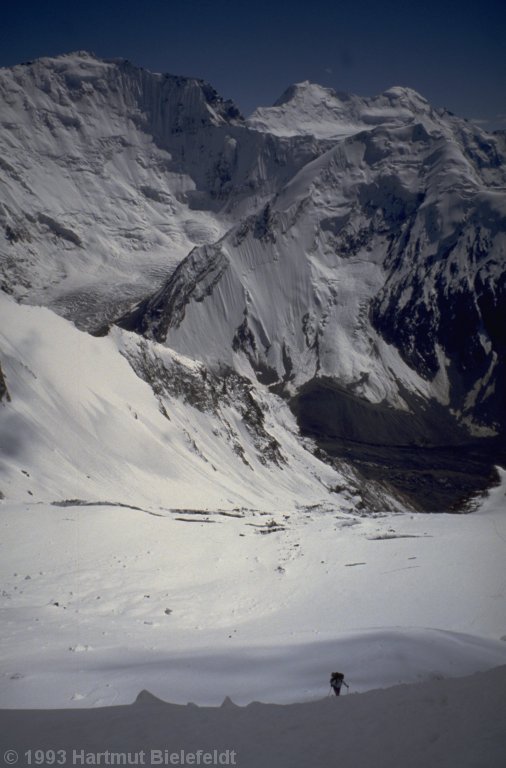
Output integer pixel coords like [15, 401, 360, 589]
[330, 671, 349, 696]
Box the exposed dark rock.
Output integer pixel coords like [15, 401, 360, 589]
[292, 377, 505, 511]
[122, 340, 286, 468]
[370, 227, 506, 434]
[253, 203, 277, 242]
[37, 213, 82, 247]
[0, 361, 10, 402]
[232, 316, 257, 355]
[292, 377, 469, 448]
[116, 244, 230, 342]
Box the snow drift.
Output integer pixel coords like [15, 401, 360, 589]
[1, 665, 505, 768]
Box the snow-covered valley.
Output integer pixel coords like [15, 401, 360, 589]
[1, 286, 504, 711]
[1, 472, 506, 710]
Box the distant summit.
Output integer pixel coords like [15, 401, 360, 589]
[247, 80, 433, 138]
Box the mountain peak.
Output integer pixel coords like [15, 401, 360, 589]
[0, 50, 505, 519]
[16, 49, 101, 67]
[380, 85, 430, 110]
[248, 79, 438, 139]
[55, 49, 98, 60]
[2, 51, 244, 127]
[273, 80, 341, 107]
[248, 81, 362, 138]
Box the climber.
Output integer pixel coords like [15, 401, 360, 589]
[330, 671, 349, 696]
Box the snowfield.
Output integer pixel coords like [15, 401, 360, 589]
[1, 465, 505, 709]
[2, 666, 506, 768]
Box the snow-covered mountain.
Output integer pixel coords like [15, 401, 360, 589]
[1, 52, 506, 729]
[121, 82, 505, 423]
[0, 52, 323, 329]
[116, 75, 506, 507]
[1, 289, 378, 510]
[1, 51, 505, 513]
[248, 81, 436, 139]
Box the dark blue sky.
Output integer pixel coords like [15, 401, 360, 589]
[1, 0, 505, 128]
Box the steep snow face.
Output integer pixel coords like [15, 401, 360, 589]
[0, 53, 322, 329]
[0, 291, 373, 511]
[120, 102, 506, 441]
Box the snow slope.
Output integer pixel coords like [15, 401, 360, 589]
[0, 291, 355, 510]
[1, 465, 505, 709]
[2, 666, 506, 768]
[3, 282, 504, 712]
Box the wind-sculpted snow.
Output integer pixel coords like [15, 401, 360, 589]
[1, 473, 506, 709]
[2, 666, 506, 768]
